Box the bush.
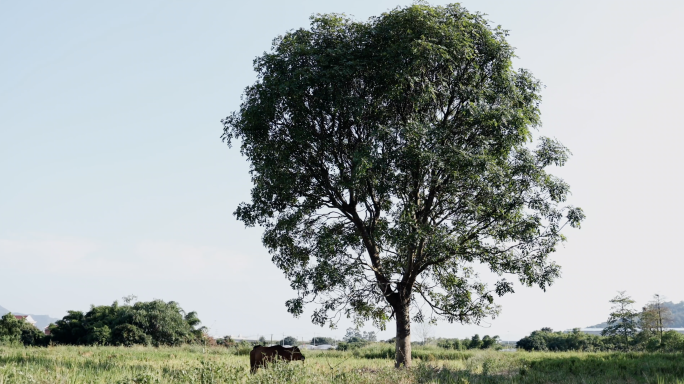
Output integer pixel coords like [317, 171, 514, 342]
[661, 330, 684, 352]
[216, 336, 235, 347]
[437, 339, 464, 350]
[517, 331, 549, 351]
[113, 324, 150, 346]
[336, 341, 366, 351]
[233, 341, 253, 356]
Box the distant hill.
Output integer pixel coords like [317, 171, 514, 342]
[588, 301, 684, 328]
[0, 305, 60, 330]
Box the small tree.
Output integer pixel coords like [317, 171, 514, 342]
[343, 328, 365, 343]
[602, 291, 638, 348]
[516, 330, 549, 351]
[362, 331, 377, 342]
[469, 334, 482, 349]
[481, 335, 500, 349]
[417, 321, 434, 345]
[0, 313, 22, 345]
[643, 294, 674, 342]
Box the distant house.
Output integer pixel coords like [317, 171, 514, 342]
[14, 315, 37, 327]
[44, 326, 51, 335]
[300, 344, 335, 350]
[229, 335, 259, 343]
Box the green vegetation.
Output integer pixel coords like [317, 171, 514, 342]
[2, 299, 206, 348]
[48, 299, 204, 347]
[518, 292, 684, 353]
[602, 291, 640, 346]
[1, 345, 683, 383]
[0, 313, 49, 347]
[517, 328, 684, 353]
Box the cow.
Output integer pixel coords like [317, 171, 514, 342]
[249, 345, 305, 373]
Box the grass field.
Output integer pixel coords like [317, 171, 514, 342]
[1, 345, 683, 383]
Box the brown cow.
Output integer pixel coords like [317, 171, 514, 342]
[249, 345, 305, 373]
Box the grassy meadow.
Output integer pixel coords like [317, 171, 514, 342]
[0, 344, 683, 384]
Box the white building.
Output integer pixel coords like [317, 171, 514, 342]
[300, 344, 335, 350]
[14, 315, 37, 327]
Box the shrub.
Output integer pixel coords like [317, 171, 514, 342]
[336, 341, 366, 351]
[112, 324, 150, 346]
[661, 330, 684, 352]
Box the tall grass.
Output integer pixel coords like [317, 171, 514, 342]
[0, 345, 683, 383]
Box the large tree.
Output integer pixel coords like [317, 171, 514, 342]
[223, 3, 583, 367]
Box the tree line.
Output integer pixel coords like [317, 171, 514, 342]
[517, 293, 684, 352]
[0, 299, 205, 347]
[436, 334, 501, 350]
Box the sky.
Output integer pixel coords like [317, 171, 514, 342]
[1, 0, 683, 342]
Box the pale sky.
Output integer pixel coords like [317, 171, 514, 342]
[1, 0, 683, 342]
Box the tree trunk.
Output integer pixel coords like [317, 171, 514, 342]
[394, 303, 412, 368]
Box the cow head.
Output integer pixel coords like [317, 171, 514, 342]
[288, 346, 305, 361]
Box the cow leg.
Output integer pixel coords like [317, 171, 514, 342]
[250, 354, 257, 374]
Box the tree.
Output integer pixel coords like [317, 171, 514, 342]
[602, 291, 639, 348]
[0, 313, 23, 345]
[516, 330, 548, 351]
[481, 335, 499, 349]
[641, 294, 674, 342]
[50, 310, 87, 345]
[640, 304, 659, 337]
[417, 321, 434, 345]
[222, 3, 583, 368]
[281, 335, 298, 346]
[469, 334, 482, 349]
[343, 328, 365, 343]
[362, 331, 377, 342]
[0, 313, 49, 347]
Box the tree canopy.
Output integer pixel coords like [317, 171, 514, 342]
[223, 3, 583, 367]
